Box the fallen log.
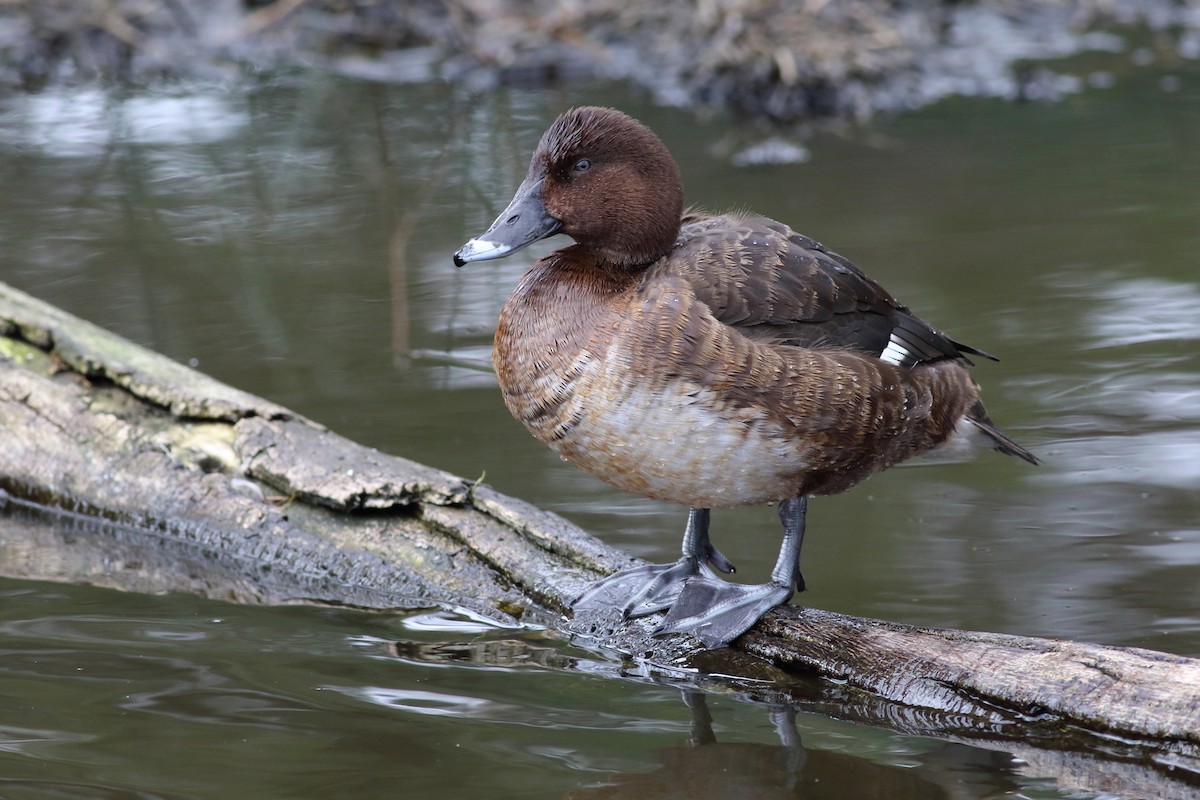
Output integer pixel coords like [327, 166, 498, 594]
[1, 280, 1197, 795]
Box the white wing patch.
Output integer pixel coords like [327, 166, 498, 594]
[879, 332, 915, 367]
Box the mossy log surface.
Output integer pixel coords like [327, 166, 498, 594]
[1, 280, 1198, 797]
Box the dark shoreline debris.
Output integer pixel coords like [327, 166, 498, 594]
[1, 2, 1197, 122]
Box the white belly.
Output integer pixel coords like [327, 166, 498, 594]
[547, 370, 809, 508]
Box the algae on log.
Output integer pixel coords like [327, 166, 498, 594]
[1, 280, 1198, 792]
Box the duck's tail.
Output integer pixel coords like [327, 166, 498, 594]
[967, 400, 1040, 465]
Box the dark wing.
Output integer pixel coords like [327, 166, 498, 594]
[666, 213, 993, 368]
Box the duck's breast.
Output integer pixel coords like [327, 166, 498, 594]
[495, 267, 811, 507]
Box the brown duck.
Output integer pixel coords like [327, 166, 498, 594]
[454, 106, 1038, 648]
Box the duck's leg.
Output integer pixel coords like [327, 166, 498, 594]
[572, 507, 735, 617]
[654, 496, 808, 648]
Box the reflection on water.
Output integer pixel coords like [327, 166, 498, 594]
[11, 87, 248, 155]
[1051, 431, 1200, 489]
[0, 578, 1093, 800]
[2, 55, 1200, 799]
[6, 575, 1190, 799]
[1088, 277, 1200, 349]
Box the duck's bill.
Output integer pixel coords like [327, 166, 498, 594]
[453, 177, 561, 267]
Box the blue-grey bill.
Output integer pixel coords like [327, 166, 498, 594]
[454, 237, 513, 265]
[453, 175, 560, 267]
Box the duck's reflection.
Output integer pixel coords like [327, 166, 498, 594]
[566, 691, 962, 800]
[380, 619, 1200, 800]
[386, 633, 998, 798]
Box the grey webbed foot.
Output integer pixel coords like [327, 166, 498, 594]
[572, 557, 701, 617]
[572, 506, 734, 617]
[574, 499, 807, 648]
[653, 573, 794, 647]
[656, 496, 809, 648]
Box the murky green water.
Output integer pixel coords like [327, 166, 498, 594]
[1, 53, 1198, 798]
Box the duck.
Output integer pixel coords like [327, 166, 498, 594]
[453, 106, 1038, 649]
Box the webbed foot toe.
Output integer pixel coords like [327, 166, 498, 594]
[572, 557, 703, 617]
[652, 574, 794, 648]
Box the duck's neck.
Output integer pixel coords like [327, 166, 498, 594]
[497, 250, 636, 351]
[595, 220, 680, 268]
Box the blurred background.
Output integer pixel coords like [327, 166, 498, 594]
[1, 2, 1198, 798]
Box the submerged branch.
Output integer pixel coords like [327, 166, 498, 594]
[1, 280, 1198, 797]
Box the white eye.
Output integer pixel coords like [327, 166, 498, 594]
[572, 159, 592, 172]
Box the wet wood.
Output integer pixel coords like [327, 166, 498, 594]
[2, 280, 1198, 793]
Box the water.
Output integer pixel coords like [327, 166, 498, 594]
[1, 55, 1198, 798]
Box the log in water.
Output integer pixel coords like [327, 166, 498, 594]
[1, 280, 1197, 795]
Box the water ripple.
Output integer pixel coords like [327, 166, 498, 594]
[1088, 277, 1200, 348]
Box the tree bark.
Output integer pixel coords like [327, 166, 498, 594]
[1, 280, 1197, 795]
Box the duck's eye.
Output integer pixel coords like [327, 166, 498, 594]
[572, 158, 592, 173]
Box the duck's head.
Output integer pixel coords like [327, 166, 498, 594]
[454, 107, 684, 270]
